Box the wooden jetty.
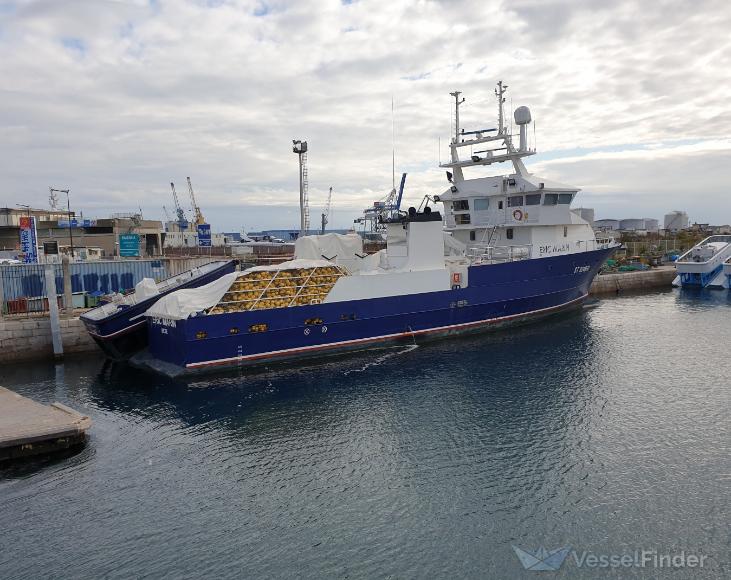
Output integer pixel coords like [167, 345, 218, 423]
[0, 386, 91, 461]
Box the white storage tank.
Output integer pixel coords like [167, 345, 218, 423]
[620, 218, 645, 231]
[593, 218, 620, 230]
[664, 211, 689, 232]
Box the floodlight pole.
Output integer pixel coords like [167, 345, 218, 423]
[50, 188, 73, 258]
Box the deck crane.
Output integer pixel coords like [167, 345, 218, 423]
[169, 182, 188, 230]
[320, 186, 333, 235]
[187, 177, 205, 226]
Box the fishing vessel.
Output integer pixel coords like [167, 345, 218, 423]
[672, 236, 731, 288]
[135, 82, 617, 376]
[81, 260, 236, 359]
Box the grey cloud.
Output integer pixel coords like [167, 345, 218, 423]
[1, 0, 730, 230]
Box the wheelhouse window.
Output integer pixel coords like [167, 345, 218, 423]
[563, 226, 568, 237]
[506, 228, 514, 240]
[508, 195, 524, 207]
[469, 230, 476, 241]
[455, 214, 471, 225]
[526, 194, 542, 206]
[473, 197, 489, 211]
[558, 193, 574, 204]
[543, 194, 559, 206]
[498, 200, 504, 210]
[452, 199, 469, 211]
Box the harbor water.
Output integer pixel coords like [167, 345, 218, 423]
[1, 289, 729, 579]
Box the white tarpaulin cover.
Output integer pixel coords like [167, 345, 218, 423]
[145, 272, 238, 320]
[294, 233, 363, 261]
[246, 258, 340, 272]
[135, 278, 159, 301]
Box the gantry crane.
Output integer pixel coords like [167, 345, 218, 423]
[187, 176, 205, 226]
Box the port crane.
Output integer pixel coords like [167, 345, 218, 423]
[355, 172, 407, 234]
[169, 182, 188, 230]
[187, 177, 205, 226]
[320, 186, 333, 235]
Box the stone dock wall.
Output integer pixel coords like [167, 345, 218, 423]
[0, 316, 99, 363]
[589, 266, 677, 296]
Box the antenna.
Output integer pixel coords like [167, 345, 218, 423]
[449, 90, 465, 144]
[495, 81, 508, 134]
[391, 96, 396, 191]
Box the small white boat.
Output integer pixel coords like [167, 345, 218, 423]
[673, 235, 731, 288]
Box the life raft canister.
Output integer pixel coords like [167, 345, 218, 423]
[512, 209, 524, 221]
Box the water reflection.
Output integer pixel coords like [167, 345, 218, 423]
[1, 293, 728, 579]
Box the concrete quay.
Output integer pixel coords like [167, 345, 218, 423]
[590, 265, 676, 295]
[0, 386, 91, 461]
[0, 314, 99, 364]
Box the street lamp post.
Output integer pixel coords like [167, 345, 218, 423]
[49, 188, 73, 258]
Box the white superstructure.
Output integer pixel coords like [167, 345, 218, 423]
[437, 82, 606, 262]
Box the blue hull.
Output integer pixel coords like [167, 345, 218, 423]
[81, 260, 237, 359]
[138, 248, 614, 376]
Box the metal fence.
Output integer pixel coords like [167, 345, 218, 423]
[623, 239, 694, 256]
[0, 257, 223, 316]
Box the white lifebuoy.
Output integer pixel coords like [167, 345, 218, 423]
[512, 209, 524, 221]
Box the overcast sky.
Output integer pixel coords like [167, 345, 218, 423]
[1, 0, 730, 231]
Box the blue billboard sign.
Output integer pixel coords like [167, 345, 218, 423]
[19, 216, 38, 263]
[119, 233, 140, 257]
[58, 219, 97, 228]
[197, 223, 212, 247]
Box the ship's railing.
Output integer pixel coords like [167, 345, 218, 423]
[676, 235, 731, 264]
[467, 244, 532, 264]
[467, 238, 614, 265]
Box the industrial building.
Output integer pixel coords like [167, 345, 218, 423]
[0, 207, 164, 258]
[0, 207, 72, 251]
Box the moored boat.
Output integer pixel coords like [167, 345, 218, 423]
[672, 235, 731, 288]
[134, 82, 619, 377]
[80, 260, 236, 359]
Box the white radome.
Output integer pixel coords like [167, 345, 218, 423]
[513, 105, 531, 125]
